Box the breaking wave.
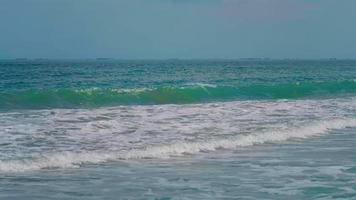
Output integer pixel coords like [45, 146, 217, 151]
[1, 118, 356, 173]
[1, 80, 356, 109]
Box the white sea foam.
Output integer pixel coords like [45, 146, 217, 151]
[1, 118, 356, 173]
[73, 83, 217, 95]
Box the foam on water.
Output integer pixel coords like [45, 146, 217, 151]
[1, 97, 356, 173]
[3, 60, 356, 199]
[1, 118, 356, 173]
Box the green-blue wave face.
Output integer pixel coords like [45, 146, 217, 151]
[1, 60, 356, 109]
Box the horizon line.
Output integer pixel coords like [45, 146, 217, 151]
[1, 57, 355, 61]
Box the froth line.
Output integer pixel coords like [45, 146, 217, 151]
[1, 118, 356, 173]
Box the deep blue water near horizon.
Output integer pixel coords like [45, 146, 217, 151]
[1, 60, 356, 199]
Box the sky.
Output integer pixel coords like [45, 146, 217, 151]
[1, 0, 356, 59]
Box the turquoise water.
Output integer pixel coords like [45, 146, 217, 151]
[1, 60, 356, 199]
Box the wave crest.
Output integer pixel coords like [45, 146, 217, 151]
[1, 81, 356, 109]
[1, 118, 355, 173]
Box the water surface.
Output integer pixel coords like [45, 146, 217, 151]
[1, 60, 356, 199]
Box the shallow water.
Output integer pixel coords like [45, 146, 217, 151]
[1, 60, 356, 199]
[1, 128, 356, 199]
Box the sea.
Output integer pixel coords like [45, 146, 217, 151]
[1, 59, 356, 199]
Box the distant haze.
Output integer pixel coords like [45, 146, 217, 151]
[1, 0, 356, 59]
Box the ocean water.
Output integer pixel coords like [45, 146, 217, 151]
[1, 59, 356, 199]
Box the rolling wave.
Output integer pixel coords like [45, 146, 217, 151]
[1, 80, 356, 109]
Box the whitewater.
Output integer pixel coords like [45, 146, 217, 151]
[1, 60, 356, 199]
[1, 97, 356, 173]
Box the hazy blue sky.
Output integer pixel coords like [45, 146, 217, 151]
[1, 0, 356, 59]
